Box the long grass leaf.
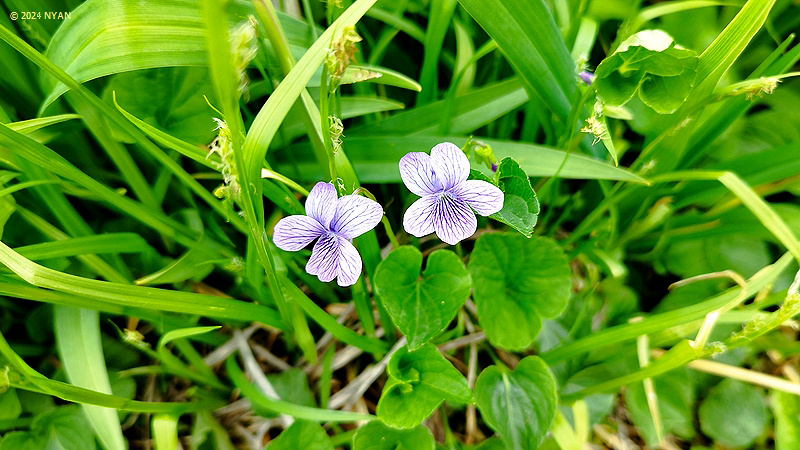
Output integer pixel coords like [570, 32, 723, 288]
[0, 240, 286, 329]
[457, 0, 575, 119]
[55, 307, 126, 450]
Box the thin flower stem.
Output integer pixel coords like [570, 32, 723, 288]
[381, 216, 400, 249]
[319, 64, 338, 183]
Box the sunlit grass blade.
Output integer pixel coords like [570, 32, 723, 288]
[0, 240, 286, 329]
[418, 0, 457, 103]
[693, 0, 777, 96]
[0, 329, 224, 413]
[54, 307, 126, 450]
[6, 114, 80, 134]
[542, 252, 793, 363]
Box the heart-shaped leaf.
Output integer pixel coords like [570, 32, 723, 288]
[475, 356, 557, 450]
[374, 247, 471, 350]
[470, 157, 540, 237]
[352, 422, 435, 450]
[377, 344, 473, 429]
[468, 233, 571, 350]
[594, 30, 698, 114]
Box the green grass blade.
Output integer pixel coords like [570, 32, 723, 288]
[225, 356, 376, 422]
[694, 0, 777, 96]
[542, 252, 793, 363]
[39, 0, 314, 109]
[418, 0, 457, 103]
[0, 240, 287, 330]
[54, 307, 126, 450]
[281, 135, 648, 184]
[0, 329, 223, 413]
[6, 114, 80, 134]
[241, 0, 379, 177]
[457, 0, 575, 119]
[15, 233, 151, 260]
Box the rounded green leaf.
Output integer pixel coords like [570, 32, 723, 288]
[470, 158, 540, 238]
[474, 356, 557, 450]
[699, 379, 767, 447]
[375, 247, 471, 350]
[468, 233, 571, 350]
[352, 422, 435, 450]
[377, 344, 472, 429]
[267, 420, 334, 450]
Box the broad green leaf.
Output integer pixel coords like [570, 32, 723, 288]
[625, 368, 695, 446]
[470, 158, 540, 237]
[772, 390, 800, 450]
[267, 420, 333, 450]
[468, 234, 571, 350]
[698, 379, 767, 448]
[457, 0, 575, 119]
[102, 67, 218, 145]
[374, 247, 471, 349]
[352, 422, 435, 450]
[594, 30, 698, 114]
[54, 307, 125, 450]
[0, 388, 21, 420]
[377, 344, 472, 428]
[40, 0, 313, 109]
[282, 136, 649, 184]
[0, 432, 40, 450]
[30, 405, 97, 450]
[268, 369, 317, 409]
[474, 356, 557, 450]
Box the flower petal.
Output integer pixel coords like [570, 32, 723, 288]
[306, 233, 339, 283]
[335, 238, 363, 287]
[434, 194, 478, 245]
[399, 152, 442, 196]
[305, 182, 337, 228]
[450, 179, 504, 216]
[330, 194, 383, 239]
[430, 142, 470, 189]
[403, 194, 437, 238]
[305, 233, 363, 286]
[273, 215, 325, 251]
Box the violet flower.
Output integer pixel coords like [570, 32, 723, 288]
[273, 182, 383, 287]
[400, 142, 504, 245]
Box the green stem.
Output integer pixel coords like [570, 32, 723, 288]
[320, 63, 338, 182]
[382, 216, 400, 249]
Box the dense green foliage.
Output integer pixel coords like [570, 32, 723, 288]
[0, 0, 799, 448]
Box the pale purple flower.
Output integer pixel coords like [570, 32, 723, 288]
[400, 142, 504, 245]
[579, 70, 596, 85]
[273, 182, 383, 287]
